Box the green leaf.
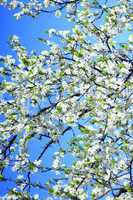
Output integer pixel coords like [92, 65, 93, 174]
[21, 58, 30, 66]
[56, 105, 62, 113]
[79, 126, 95, 135]
[0, 174, 4, 181]
[49, 188, 54, 194]
[29, 162, 35, 170]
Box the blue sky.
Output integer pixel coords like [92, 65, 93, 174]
[0, 2, 131, 199]
[0, 5, 74, 198]
[0, 6, 72, 54]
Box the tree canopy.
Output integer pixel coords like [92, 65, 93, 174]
[0, 0, 133, 199]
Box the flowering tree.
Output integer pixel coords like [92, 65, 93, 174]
[0, 0, 133, 199]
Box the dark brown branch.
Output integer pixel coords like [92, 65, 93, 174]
[124, 68, 133, 83]
[115, 188, 128, 197]
[37, 139, 54, 160]
[2, 135, 17, 159]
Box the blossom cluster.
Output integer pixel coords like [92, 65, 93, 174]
[0, 0, 133, 199]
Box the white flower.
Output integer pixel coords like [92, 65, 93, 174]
[17, 174, 23, 180]
[33, 194, 39, 200]
[19, 183, 26, 190]
[55, 10, 61, 17]
[54, 151, 59, 156]
[52, 157, 60, 169]
[48, 28, 56, 37]
[104, 170, 110, 181]
[11, 35, 19, 42]
[128, 34, 133, 43]
[106, 197, 114, 200]
[34, 159, 42, 166]
[14, 12, 21, 20]
[44, 0, 50, 8]
[59, 30, 70, 37]
[41, 50, 49, 56]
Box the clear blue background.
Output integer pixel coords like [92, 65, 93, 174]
[0, 1, 130, 199]
[0, 6, 73, 199]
